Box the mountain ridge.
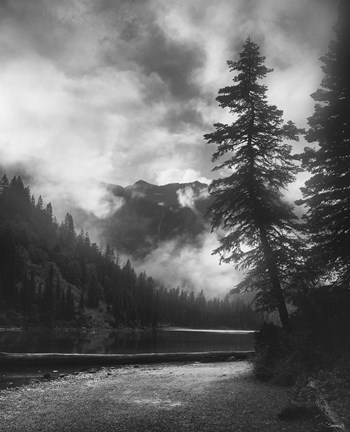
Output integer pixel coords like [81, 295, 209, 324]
[101, 179, 211, 258]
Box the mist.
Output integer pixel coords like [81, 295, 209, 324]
[133, 231, 242, 298]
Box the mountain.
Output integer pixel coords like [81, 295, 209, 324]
[101, 180, 211, 258]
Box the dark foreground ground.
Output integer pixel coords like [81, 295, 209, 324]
[0, 361, 328, 432]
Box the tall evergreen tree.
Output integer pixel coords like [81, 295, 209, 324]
[45, 203, 53, 222]
[36, 195, 43, 210]
[20, 271, 31, 315]
[66, 285, 75, 321]
[63, 213, 75, 245]
[0, 174, 9, 197]
[204, 38, 302, 327]
[42, 264, 55, 326]
[87, 274, 99, 308]
[298, 1, 350, 284]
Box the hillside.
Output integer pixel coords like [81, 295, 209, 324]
[0, 174, 261, 329]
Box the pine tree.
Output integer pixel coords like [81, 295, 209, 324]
[204, 38, 303, 327]
[20, 271, 31, 315]
[45, 203, 53, 222]
[63, 213, 76, 245]
[298, 1, 350, 284]
[36, 195, 43, 210]
[66, 286, 75, 321]
[0, 226, 18, 306]
[42, 264, 55, 326]
[87, 274, 99, 308]
[0, 174, 9, 197]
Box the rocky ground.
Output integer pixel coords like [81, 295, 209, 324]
[0, 361, 332, 432]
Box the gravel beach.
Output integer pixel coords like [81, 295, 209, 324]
[0, 361, 322, 432]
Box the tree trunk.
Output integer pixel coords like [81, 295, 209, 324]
[246, 106, 289, 329]
[259, 226, 290, 329]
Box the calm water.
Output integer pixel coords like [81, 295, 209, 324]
[0, 327, 255, 354]
[0, 328, 255, 389]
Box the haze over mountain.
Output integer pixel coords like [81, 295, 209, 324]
[103, 180, 210, 258]
[71, 179, 241, 297]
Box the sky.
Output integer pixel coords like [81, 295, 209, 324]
[0, 0, 339, 296]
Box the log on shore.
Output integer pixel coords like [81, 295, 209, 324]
[0, 351, 254, 368]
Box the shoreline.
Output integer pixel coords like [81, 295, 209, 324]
[0, 350, 254, 369]
[0, 361, 321, 432]
[0, 350, 253, 391]
[0, 325, 258, 332]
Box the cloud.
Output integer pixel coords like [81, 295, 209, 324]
[0, 54, 133, 219]
[134, 28, 205, 101]
[177, 185, 209, 210]
[133, 232, 242, 297]
[0, 0, 337, 226]
[0, 0, 217, 213]
[156, 168, 211, 186]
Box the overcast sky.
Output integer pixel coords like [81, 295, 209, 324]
[0, 0, 337, 216]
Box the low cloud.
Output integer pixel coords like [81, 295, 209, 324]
[133, 231, 242, 298]
[155, 169, 211, 186]
[177, 185, 209, 210]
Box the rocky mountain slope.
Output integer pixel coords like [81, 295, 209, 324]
[101, 180, 211, 258]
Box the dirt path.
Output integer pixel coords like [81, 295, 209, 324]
[0, 361, 319, 432]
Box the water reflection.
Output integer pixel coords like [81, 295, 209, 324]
[0, 328, 254, 354]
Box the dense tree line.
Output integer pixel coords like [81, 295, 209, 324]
[0, 175, 260, 329]
[157, 288, 261, 329]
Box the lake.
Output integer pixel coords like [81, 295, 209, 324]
[0, 327, 255, 389]
[0, 327, 255, 354]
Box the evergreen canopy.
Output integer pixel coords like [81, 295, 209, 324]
[298, 1, 350, 284]
[205, 38, 303, 327]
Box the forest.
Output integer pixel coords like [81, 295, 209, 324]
[0, 174, 261, 330]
